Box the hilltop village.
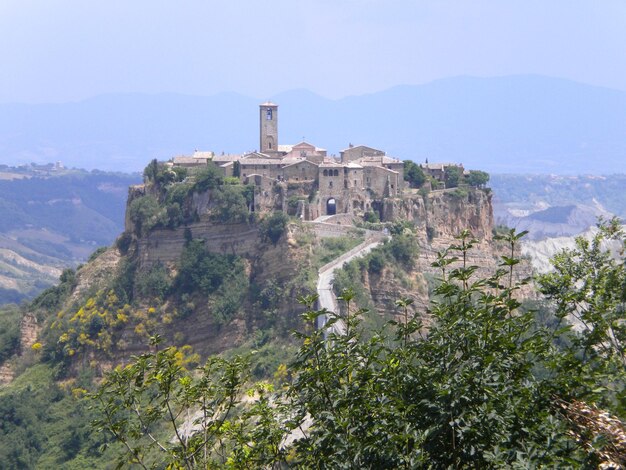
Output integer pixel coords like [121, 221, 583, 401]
[166, 103, 468, 220]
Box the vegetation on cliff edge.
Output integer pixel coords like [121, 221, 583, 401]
[90, 221, 626, 468]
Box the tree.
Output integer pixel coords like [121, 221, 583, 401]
[287, 231, 584, 468]
[445, 166, 462, 188]
[91, 336, 286, 469]
[538, 218, 626, 411]
[467, 170, 490, 188]
[259, 211, 289, 245]
[403, 160, 426, 188]
[211, 185, 249, 223]
[143, 159, 159, 184]
[128, 195, 160, 236]
[193, 163, 223, 193]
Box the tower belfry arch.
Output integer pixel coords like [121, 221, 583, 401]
[259, 102, 278, 155]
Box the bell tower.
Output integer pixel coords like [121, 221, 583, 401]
[259, 102, 278, 155]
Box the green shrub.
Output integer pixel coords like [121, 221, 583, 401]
[211, 185, 250, 223]
[387, 234, 419, 268]
[174, 240, 244, 296]
[31, 268, 76, 311]
[136, 263, 172, 301]
[115, 231, 133, 255]
[223, 176, 240, 185]
[467, 170, 489, 187]
[128, 194, 160, 236]
[192, 163, 223, 192]
[165, 182, 192, 206]
[0, 306, 21, 362]
[363, 210, 380, 223]
[452, 187, 469, 199]
[403, 160, 426, 188]
[260, 212, 289, 245]
[367, 251, 385, 274]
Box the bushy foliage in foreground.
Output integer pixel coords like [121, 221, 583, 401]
[91, 223, 626, 468]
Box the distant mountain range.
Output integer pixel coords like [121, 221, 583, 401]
[1, 75, 625, 174]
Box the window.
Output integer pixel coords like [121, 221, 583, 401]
[266, 108, 272, 120]
[329, 181, 333, 188]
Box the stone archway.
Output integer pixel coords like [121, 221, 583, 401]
[326, 197, 337, 215]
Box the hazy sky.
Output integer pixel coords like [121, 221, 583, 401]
[1, 0, 625, 103]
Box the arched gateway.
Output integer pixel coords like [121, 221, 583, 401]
[326, 197, 337, 215]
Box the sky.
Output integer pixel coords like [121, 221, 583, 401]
[0, 0, 625, 103]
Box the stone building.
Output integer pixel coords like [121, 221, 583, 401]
[171, 102, 409, 219]
[420, 162, 464, 184]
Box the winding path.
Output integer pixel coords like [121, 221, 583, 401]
[316, 233, 388, 336]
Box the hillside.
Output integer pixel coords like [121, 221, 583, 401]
[0, 166, 140, 304]
[0, 161, 495, 468]
[491, 173, 626, 239]
[2, 75, 625, 174]
[4, 154, 625, 466]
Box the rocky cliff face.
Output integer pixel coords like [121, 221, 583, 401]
[381, 189, 494, 244]
[33, 182, 508, 372]
[356, 188, 534, 322]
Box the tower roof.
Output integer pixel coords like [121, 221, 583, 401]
[260, 101, 278, 107]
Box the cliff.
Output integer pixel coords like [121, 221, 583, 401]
[339, 188, 533, 323]
[381, 188, 494, 244]
[1, 175, 508, 381]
